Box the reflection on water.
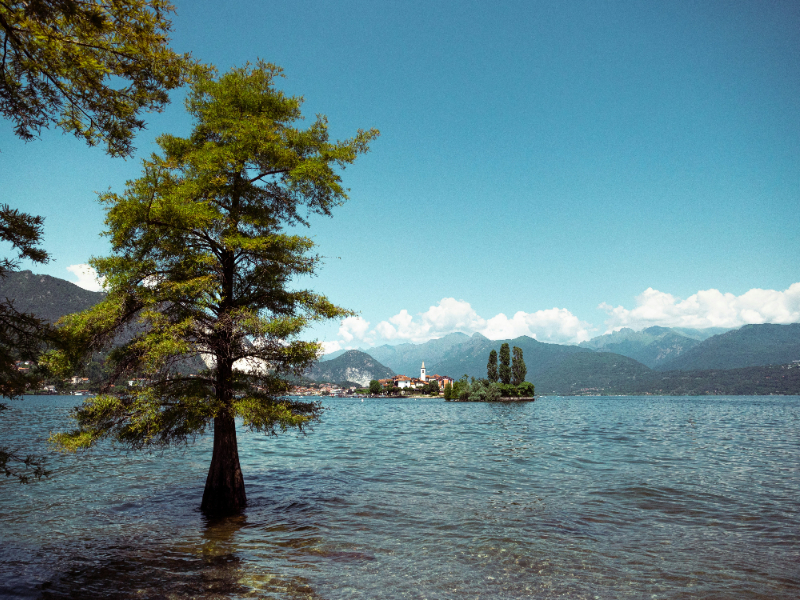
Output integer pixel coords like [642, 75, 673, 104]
[1, 395, 799, 599]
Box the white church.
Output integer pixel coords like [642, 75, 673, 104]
[381, 362, 454, 390]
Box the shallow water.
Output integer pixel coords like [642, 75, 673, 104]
[1, 395, 798, 599]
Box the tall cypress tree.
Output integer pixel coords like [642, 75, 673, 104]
[46, 62, 378, 516]
[512, 346, 527, 385]
[487, 349, 498, 382]
[499, 343, 511, 385]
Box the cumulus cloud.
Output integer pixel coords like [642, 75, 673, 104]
[483, 308, 593, 344]
[338, 316, 370, 342]
[372, 298, 591, 345]
[66, 264, 105, 292]
[321, 340, 349, 354]
[318, 283, 800, 352]
[601, 283, 800, 332]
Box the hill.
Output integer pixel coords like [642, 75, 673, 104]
[0, 270, 104, 322]
[656, 323, 800, 371]
[535, 352, 654, 395]
[536, 354, 800, 396]
[578, 326, 733, 368]
[360, 333, 591, 380]
[307, 350, 394, 386]
[361, 332, 474, 376]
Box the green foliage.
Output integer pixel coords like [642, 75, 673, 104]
[468, 380, 501, 402]
[498, 383, 517, 397]
[0, 0, 191, 157]
[443, 382, 452, 400]
[47, 62, 379, 453]
[425, 380, 440, 395]
[0, 446, 49, 483]
[0, 206, 51, 482]
[0, 204, 50, 397]
[487, 349, 498, 382]
[450, 374, 470, 401]
[1, 0, 192, 484]
[499, 343, 511, 384]
[512, 346, 526, 385]
[517, 381, 535, 396]
[368, 379, 381, 395]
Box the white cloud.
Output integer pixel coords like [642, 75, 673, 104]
[601, 283, 800, 332]
[321, 340, 348, 354]
[317, 283, 800, 352]
[483, 308, 593, 344]
[338, 316, 370, 342]
[372, 298, 591, 345]
[66, 264, 105, 292]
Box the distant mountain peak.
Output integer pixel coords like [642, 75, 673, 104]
[0, 269, 105, 323]
[307, 349, 394, 386]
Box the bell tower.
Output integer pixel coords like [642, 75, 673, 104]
[420, 361, 426, 382]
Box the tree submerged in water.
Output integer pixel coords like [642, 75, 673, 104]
[46, 62, 378, 516]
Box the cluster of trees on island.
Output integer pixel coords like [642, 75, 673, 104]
[444, 344, 534, 401]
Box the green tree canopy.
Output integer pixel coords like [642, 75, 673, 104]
[1, 0, 190, 484]
[512, 345, 526, 385]
[0, 204, 48, 399]
[0, 205, 50, 482]
[499, 343, 511, 385]
[46, 62, 379, 516]
[487, 348, 498, 382]
[1, 0, 190, 156]
[368, 379, 381, 395]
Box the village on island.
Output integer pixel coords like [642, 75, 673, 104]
[289, 362, 453, 398]
[290, 344, 534, 401]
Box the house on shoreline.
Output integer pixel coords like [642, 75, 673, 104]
[379, 362, 454, 390]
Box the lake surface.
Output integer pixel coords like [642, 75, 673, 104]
[1, 395, 798, 599]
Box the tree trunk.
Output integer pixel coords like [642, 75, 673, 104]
[201, 412, 246, 516]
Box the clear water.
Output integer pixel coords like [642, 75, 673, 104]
[1, 395, 798, 599]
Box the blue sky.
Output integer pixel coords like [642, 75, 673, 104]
[3, 0, 798, 350]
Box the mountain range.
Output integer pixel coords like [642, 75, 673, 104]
[4, 271, 799, 395]
[577, 325, 730, 368]
[324, 324, 800, 395]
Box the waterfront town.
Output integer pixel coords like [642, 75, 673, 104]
[290, 362, 454, 397]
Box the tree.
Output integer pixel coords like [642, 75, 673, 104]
[512, 346, 526, 385]
[499, 343, 511, 385]
[426, 380, 439, 395]
[0, 204, 49, 398]
[1, 0, 190, 156]
[1, 0, 190, 482]
[368, 379, 381, 395]
[45, 62, 379, 516]
[443, 382, 452, 400]
[0, 205, 51, 482]
[451, 374, 471, 401]
[487, 349, 498, 382]
[517, 381, 534, 397]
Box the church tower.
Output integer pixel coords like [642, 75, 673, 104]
[420, 361, 426, 382]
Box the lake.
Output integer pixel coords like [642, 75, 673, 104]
[1, 395, 798, 599]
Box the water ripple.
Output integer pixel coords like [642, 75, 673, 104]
[1, 395, 798, 598]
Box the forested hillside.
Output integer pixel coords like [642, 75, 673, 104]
[0, 270, 103, 322]
[656, 324, 800, 371]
